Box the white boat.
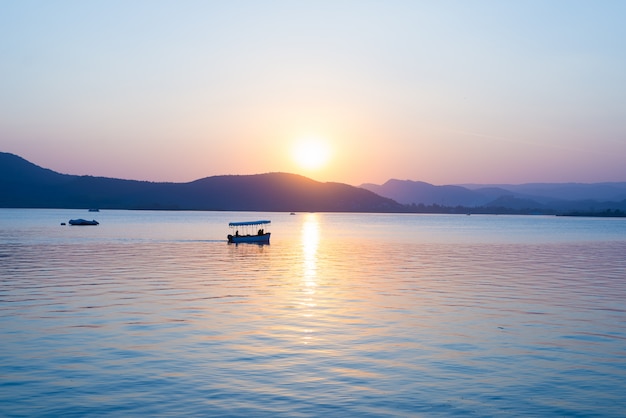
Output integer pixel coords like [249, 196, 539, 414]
[227, 220, 271, 244]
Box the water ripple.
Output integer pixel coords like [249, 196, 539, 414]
[1, 213, 626, 416]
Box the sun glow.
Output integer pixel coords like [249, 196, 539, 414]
[291, 136, 332, 171]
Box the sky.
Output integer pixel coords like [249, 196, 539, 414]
[1, 0, 625, 186]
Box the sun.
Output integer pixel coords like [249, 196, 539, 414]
[291, 136, 332, 171]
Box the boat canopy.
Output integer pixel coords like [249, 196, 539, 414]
[229, 220, 271, 227]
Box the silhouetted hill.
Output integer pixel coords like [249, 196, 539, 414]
[0, 152, 402, 212]
[4, 152, 625, 214]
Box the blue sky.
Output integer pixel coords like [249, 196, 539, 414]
[1, 0, 625, 185]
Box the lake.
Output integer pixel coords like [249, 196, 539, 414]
[1, 209, 625, 416]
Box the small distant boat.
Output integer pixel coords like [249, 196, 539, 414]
[227, 220, 271, 244]
[88, 208, 100, 212]
[69, 219, 99, 226]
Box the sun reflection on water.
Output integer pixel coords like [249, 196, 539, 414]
[300, 213, 320, 344]
[301, 213, 320, 288]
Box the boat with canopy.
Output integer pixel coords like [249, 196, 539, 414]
[227, 220, 271, 244]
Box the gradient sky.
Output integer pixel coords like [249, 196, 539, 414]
[1, 0, 625, 185]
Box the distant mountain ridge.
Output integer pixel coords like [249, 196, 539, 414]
[0, 152, 401, 212]
[360, 178, 626, 213]
[460, 182, 626, 202]
[2, 152, 625, 214]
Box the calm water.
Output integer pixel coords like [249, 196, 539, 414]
[1, 209, 626, 417]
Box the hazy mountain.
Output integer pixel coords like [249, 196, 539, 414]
[360, 180, 487, 206]
[361, 178, 626, 213]
[0, 152, 402, 212]
[466, 182, 626, 202]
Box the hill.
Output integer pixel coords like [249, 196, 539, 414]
[361, 179, 493, 207]
[361, 178, 626, 214]
[3, 152, 625, 215]
[0, 152, 402, 212]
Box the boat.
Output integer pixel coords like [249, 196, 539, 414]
[68, 219, 99, 226]
[88, 208, 100, 212]
[227, 220, 271, 244]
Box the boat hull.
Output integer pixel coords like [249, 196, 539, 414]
[69, 219, 99, 226]
[227, 233, 270, 244]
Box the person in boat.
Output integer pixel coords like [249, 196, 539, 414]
[235, 230, 239, 236]
[258, 229, 264, 235]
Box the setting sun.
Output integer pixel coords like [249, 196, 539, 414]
[291, 136, 332, 171]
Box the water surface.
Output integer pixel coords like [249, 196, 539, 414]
[1, 209, 625, 416]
